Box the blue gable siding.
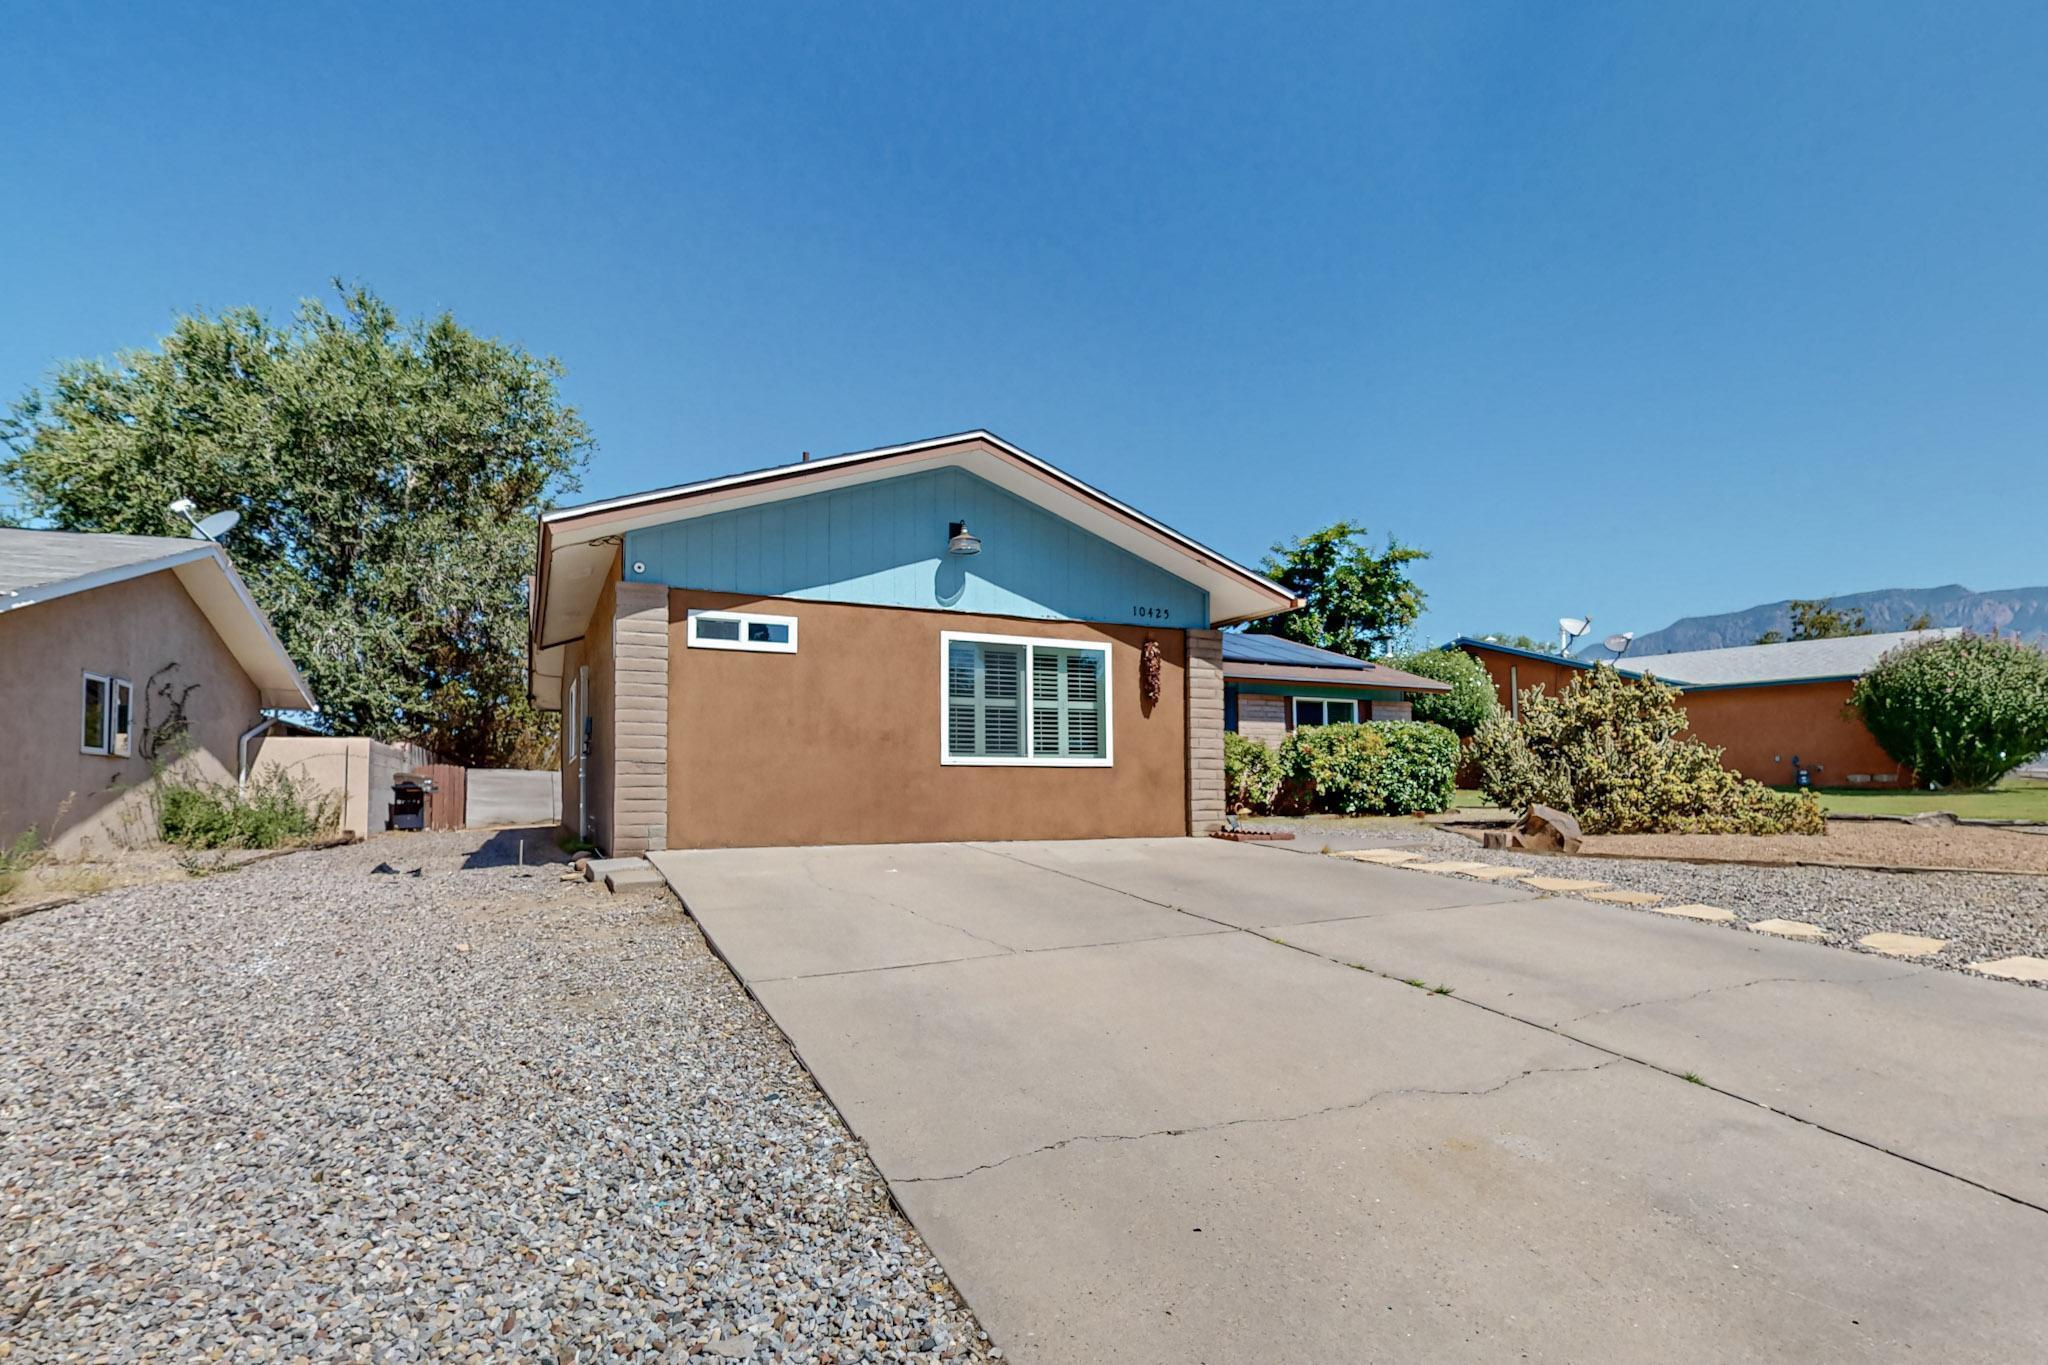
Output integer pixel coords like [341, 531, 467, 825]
[622, 467, 1210, 628]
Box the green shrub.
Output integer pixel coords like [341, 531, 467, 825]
[1224, 732, 1284, 814]
[1851, 635, 2048, 789]
[1471, 665, 1822, 835]
[1276, 720, 1459, 816]
[1387, 648, 1501, 737]
[157, 766, 339, 850]
[0, 828, 43, 897]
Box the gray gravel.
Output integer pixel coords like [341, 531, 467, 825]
[1, 830, 995, 1362]
[1256, 819, 2048, 983]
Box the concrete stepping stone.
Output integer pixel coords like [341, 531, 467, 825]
[1407, 860, 1494, 874]
[1968, 956, 2048, 983]
[1462, 866, 1534, 881]
[604, 866, 669, 893]
[1859, 931, 1947, 957]
[1651, 903, 1737, 923]
[1335, 849, 1424, 864]
[1584, 889, 1665, 905]
[1522, 876, 1612, 893]
[1750, 918, 1825, 939]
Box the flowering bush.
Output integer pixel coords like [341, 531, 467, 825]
[1387, 647, 1500, 736]
[1851, 635, 2048, 788]
[1224, 732, 1284, 814]
[1470, 665, 1822, 835]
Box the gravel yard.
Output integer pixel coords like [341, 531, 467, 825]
[0, 830, 994, 1362]
[1253, 818, 2048, 983]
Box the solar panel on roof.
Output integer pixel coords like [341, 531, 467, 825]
[1220, 633, 1369, 669]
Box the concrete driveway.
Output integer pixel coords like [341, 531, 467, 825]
[651, 838, 2048, 1363]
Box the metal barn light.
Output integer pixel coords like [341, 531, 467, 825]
[947, 520, 982, 556]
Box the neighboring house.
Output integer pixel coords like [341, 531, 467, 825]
[1454, 629, 1964, 787]
[526, 430, 1302, 854]
[0, 529, 315, 853]
[1221, 633, 1451, 746]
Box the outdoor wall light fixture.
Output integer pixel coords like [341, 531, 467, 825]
[946, 520, 982, 556]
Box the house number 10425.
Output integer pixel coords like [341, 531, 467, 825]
[1132, 604, 1171, 620]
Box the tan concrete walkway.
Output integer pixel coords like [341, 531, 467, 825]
[652, 838, 2048, 1364]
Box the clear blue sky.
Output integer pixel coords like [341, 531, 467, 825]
[5, 2, 2044, 645]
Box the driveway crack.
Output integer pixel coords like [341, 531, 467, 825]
[894, 1057, 1621, 1184]
[1551, 966, 1929, 1027]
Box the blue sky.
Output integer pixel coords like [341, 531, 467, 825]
[4, 2, 2044, 645]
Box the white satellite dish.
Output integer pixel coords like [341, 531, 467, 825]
[1604, 631, 1635, 658]
[1558, 616, 1592, 652]
[192, 510, 240, 541]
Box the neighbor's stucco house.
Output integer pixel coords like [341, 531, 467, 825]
[1221, 633, 1451, 746]
[1454, 630, 1964, 787]
[0, 529, 315, 855]
[527, 431, 1302, 854]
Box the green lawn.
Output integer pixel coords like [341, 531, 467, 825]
[1784, 777, 2048, 822]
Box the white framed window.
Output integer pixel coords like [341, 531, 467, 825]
[1292, 697, 1358, 728]
[942, 631, 1112, 767]
[111, 678, 133, 757]
[82, 673, 135, 757]
[686, 608, 798, 653]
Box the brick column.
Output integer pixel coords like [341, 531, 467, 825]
[1185, 629, 1225, 835]
[610, 582, 670, 856]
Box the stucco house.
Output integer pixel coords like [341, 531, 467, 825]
[1454, 629, 1964, 787]
[0, 529, 315, 854]
[1221, 633, 1451, 745]
[527, 431, 1303, 854]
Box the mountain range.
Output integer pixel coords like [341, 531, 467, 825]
[1586, 585, 2048, 657]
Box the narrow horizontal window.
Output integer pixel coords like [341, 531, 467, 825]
[942, 633, 1113, 766]
[686, 609, 798, 653]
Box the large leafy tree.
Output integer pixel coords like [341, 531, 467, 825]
[1251, 521, 1428, 659]
[1757, 597, 1871, 644]
[1, 284, 590, 767]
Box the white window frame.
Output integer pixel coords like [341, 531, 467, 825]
[940, 630, 1114, 768]
[1292, 696, 1359, 728]
[110, 678, 133, 757]
[81, 672, 111, 755]
[685, 608, 799, 654]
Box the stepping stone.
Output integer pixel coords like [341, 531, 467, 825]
[1651, 903, 1737, 923]
[604, 866, 669, 893]
[1859, 931, 1947, 957]
[1584, 889, 1665, 905]
[1335, 849, 1424, 864]
[1967, 956, 2048, 983]
[1407, 860, 1494, 874]
[1463, 866, 1535, 881]
[584, 856, 651, 883]
[1522, 876, 1613, 893]
[1750, 918, 1825, 939]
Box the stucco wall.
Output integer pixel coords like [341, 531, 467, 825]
[0, 572, 263, 855]
[664, 591, 1189, 848]
[1678, 681, 1909, 786]
[580, 563, 620, 851]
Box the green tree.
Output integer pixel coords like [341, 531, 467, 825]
[1477, 632, 1566, 655]
[1389, 647, 1500, 736]
[1851, 635, 2048, 788]
[1787, 598, 1868, 640]
[1, 283, 590, 767]
[1251, 521, 1427, 659]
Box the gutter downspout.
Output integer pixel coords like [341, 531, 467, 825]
[238, 717, 278, 794]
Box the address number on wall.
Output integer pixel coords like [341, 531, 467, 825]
[1131, 604, 1173, 620]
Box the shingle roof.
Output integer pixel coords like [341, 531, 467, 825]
[0, 528, 208, 600]
[1221, 632, 1368, 669]
[1623, 628, 1967, 686]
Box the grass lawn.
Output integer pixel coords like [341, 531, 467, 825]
[1786, 777, 2048, 822]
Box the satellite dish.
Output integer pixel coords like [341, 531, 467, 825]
[1604, 631, 1635, 658]
[193, 510, 240, 541]
[1558, 616, 1592, 652]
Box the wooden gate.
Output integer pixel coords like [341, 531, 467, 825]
[419, 763, 467, 831]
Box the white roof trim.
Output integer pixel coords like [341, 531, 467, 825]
[2, 541, 316, 712]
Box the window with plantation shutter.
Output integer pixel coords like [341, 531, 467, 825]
[942, 632, 1113, 766]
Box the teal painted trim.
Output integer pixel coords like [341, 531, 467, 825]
[624, 466, 1210, 628]
[1230, 681, 1415, 702]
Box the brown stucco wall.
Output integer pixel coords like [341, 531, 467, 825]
[664, 591, 1189, 848]
[0, 572, 263, 854]
[580, 563, 620, 851]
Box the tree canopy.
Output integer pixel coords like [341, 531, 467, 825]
[1388, 647, 1501, 736]
[1250, 521, 1427, 659]
[1, 283, 590, 767]
[1757, 597, 1870, 645]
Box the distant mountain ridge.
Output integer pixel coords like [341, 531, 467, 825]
[1591, 585, 2048, 657]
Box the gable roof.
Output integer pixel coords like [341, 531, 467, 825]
[0, 528, 315, 710]
[529, 431, 1301, 707]
[1221, 632, 1451, 694]
[1452, 628, 1965, 691]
